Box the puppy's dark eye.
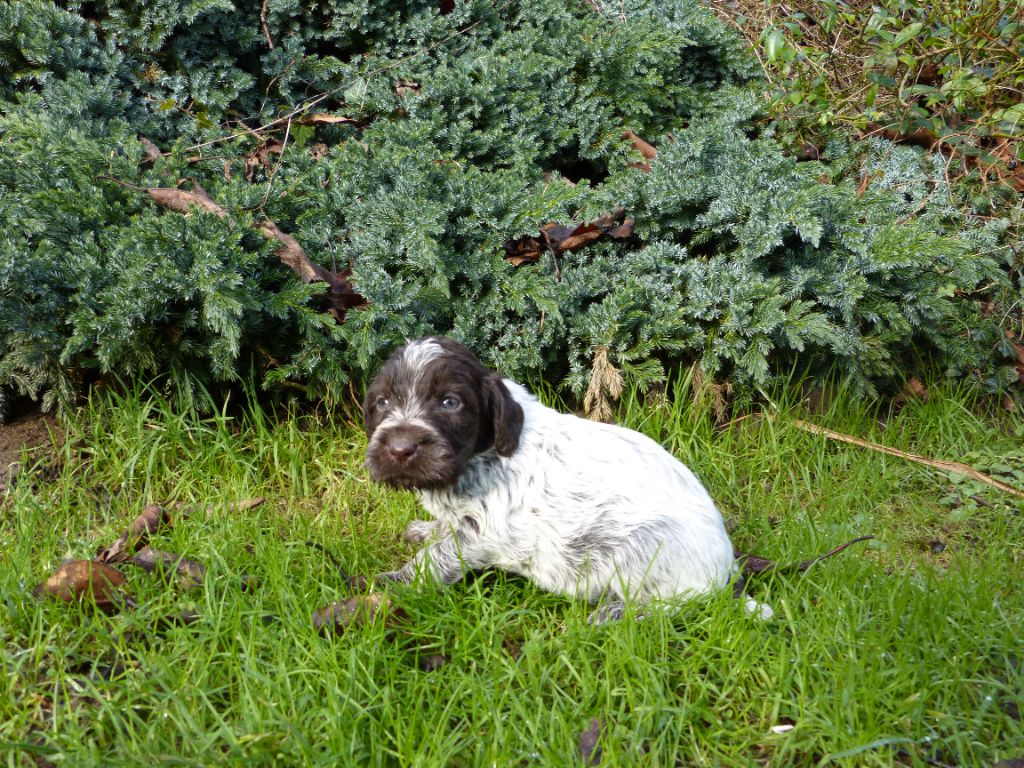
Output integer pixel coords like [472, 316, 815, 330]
[440, 395, 461, 411]
[376, 396, 391, 410]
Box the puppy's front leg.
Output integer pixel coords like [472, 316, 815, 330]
[378, 530, 486, 586]
[403, 519, 439, 544]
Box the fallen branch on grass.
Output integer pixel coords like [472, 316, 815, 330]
[790, 418, 1024, 499]
[735, 535, 876, 577]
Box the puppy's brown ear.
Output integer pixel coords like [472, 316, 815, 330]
[484, 375, 523, 457]
[362, 380, 385, 437]
[361, 395, 375, 436]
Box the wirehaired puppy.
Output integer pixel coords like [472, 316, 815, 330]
[363, 337, 769, 623]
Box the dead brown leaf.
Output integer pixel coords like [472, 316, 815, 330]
[139, 137, 162, 166]
[32, 560, 129, 610]
[578, 717, 605, 766]
[129, 547, 206, 590]
[891, 377, 930, 409]
[146, 188, 227, 218]
[143, 183, 368, 322]
[295, 113, 358, 125]
[623, 130, 657, 172]
[257, 221, 367, 321]
[1006, 330, 1024, 386]
[503, 208, 635, 267]
[244, 139, 284, 181]
[97, 504, 171, 564]
[258, 219, 330, 283]
[312, 594, 407, 635]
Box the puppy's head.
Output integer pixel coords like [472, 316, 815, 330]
[362, 337, 524, 489]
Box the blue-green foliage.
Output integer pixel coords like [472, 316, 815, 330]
[0, 0, 1014, 415]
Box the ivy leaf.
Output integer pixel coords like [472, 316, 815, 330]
[892, 22, 923, 48]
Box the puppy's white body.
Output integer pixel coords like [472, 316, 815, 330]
[417, 380, 735, 604]
[363, 338, 765, 622]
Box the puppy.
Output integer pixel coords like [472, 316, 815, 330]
[363, 337, 769, 623]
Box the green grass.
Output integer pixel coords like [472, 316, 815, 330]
[2, 380, 1023, 767]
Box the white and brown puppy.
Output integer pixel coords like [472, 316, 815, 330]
[363, 337, 769, 623]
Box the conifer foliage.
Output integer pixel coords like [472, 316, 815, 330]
[0, 0, 1014, 415]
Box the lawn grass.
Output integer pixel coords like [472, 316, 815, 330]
[2, 379, 1022, 767]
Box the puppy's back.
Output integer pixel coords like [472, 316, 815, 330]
[503, 381, 736, 599]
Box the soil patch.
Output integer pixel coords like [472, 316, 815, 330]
[1, 400, 62, 492]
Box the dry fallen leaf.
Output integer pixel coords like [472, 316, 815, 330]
[32, 560, 129, 610]
[312, 594, 407, 635]
[622, 129, 657, 172]
[891, 377, 930, 409]
[295, 113, 358, 125]
[139, 137, 162, 166]
[129, 547, 206, 590]
[146, 187, 227, 218]
[97, 504, 171, 564]
[503, 208, 635, 267]
[244, 139, 284, 180]
[417, 653, 449, 672]
[578, 717, 604, 766]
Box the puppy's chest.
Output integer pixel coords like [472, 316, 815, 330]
[417, 479, 584, 581]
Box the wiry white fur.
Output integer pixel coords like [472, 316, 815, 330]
[401, 338, 444, 373]
[393, 378, 769, 620]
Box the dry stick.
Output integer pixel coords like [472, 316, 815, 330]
[734, 535, 876, 577]
[173, 497, 266, 519]
[258, 115, 293, 209]
[790, 418, 1024, 499]
[260, 0, 275, 49]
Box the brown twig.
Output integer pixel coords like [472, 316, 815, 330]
[790, 418, 1024, 499]
[735, 535, 875, 576]
[260, 0, 275, 49]
[173, 497, 266, 519]
[258, 115, 293, 208]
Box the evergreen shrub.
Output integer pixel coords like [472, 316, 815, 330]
[0, 0, 1016, 416]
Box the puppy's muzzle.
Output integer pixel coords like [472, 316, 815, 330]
[366, 423, 454, 489]
[385, 435, 420, 466]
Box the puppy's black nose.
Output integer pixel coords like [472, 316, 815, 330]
[387, 437, 419, 464]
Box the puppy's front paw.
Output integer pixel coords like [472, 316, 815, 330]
[743, 596, 774, 620]
[374, 570, 410, 584]
[404, 520, 438, 544]
[587, 601, 628, 625]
